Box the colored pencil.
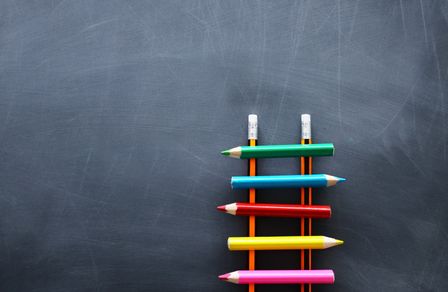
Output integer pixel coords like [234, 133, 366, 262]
[227, 236, 343, 251]
[219, 270, 335, 284]
[221, 143, 334, 159]
[217, 203, 331, 218]
[247, 114, 257, 292]
[300, 114, 312, 292]
[231, 174, 346, 189]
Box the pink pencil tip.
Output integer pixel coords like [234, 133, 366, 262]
[218, 273, 230, 280]
[216, 205, 226, 212]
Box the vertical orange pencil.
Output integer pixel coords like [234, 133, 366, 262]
[248, 114, 257, 292]
[300, 114, 313, 292]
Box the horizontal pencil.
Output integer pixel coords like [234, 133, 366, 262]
[221, 143, 334, 159]
[227, 236, 343, 251]
[231, 174, 346, 189]
[217, 203, 331, 218]
[219, 270, 335, 284]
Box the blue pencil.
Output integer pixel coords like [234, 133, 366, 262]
[231, 174, 346, 189]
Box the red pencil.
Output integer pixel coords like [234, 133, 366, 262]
[217, 203, 331, 218]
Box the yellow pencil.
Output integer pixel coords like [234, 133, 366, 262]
[228, 236, 343, 251]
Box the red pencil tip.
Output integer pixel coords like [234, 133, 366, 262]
[216, 205, 226, 212]
[218, 273, 230, 280]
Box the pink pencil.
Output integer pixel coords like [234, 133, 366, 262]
[218, 269, 334, 284]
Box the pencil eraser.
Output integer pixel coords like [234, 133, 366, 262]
[301, 114, 311, 139]
[301, 114, 310, 123]
[248, 114, 258, 140]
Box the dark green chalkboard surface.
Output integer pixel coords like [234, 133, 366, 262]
[1, 1, 447, 291]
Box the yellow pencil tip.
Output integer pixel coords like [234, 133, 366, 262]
[336, 239, 344, 245]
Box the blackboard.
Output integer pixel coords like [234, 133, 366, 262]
[1, 1, 447, 291]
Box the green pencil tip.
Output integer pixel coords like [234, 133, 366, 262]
[221, 150, 230, 156]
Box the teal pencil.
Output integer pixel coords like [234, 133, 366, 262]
[221, 144, 334, 159]
[231, 174, 346, 189]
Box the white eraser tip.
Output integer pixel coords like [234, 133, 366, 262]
[301, 114, 310, 123]
[248, 114, 257, 123]
[301, 114, 311, 139]
[248, 114, 258, 140]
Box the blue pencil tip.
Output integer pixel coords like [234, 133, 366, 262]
[339, 177, 346, 182]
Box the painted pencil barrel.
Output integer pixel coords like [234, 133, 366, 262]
[217, 203, 331, 218]
[219, 270, 335, 284]
[231, 174, 345, 189]
[227, 236, 343, 251]
[221, 143, 334, 159]
[240, 143, 333, 158]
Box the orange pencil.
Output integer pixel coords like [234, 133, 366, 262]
[248, 115, 257, 292]
[300, 114, 313, 292]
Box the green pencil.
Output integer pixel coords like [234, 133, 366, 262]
[221, 143, 334, 159]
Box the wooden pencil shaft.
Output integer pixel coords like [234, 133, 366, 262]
[302, 141, 312, 292]
[301, 114, 312, 292]
[248, 115, 257, 292]
[301, 114, 313, 291]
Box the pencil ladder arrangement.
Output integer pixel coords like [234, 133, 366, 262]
[218, 114, 346, 291]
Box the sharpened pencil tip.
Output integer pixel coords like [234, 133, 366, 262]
[338, 177, 346, 183]
[216, 205, 226, 212]
[218, 273, 230, 280]
[324, 237, 345, 248]
[221, 150, 230, 156]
